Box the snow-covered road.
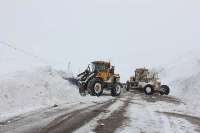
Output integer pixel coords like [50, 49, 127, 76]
[1, 90, 199, 133]
[116, 91, 200, 133]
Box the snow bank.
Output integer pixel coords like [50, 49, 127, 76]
[0, 67, 108, 121]
[0, 44, 112, 121]
[160, 50, 200, 116]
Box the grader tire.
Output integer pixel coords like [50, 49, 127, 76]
[126, 81, 130, 91]
[161, 85, 170, 95]
[144, 85, 154, 95]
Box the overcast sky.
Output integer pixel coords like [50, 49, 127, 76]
[0, 0, 200, 81]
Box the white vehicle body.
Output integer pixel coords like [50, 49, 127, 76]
[126, 68, 170, 95]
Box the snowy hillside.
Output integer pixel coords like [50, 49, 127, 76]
[160, 50, 200, 116]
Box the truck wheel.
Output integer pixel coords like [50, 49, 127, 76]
[78, 83, 87, 96]
[126, 81, 130, 91]
[144, 85, 154, 95]
[87, 78, 103, 96]
[160, 85, 170, 95]
[111, 83, 122, 96]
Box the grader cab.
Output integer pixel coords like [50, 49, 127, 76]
[77, 61, 122, 96]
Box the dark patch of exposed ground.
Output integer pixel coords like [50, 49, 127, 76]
[93, 95, 132, 133]
[39, 99, 116, 133]
[0, 100, 115, 133]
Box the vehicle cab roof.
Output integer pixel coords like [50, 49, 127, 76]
[135, 68, 149, 72]
[91, 61, 110, 65]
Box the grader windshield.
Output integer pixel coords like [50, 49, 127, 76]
[135, 68, 149, 82]
[135, 68, 159, 83]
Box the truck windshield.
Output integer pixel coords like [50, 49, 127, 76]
[93, 63, 109, 71]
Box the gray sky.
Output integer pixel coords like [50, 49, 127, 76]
[0, 0, 200, 81]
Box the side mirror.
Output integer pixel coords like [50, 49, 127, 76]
[87, 64, 91, 71]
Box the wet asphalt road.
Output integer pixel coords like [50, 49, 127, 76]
[1, 90, 200, 133]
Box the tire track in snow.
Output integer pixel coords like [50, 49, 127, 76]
[0, 100, 113, 133]
[93, 93, 133, 133]
[39, 99, 116, 133]
[157, 111, 200, 132]
[116, 91, 195, 133]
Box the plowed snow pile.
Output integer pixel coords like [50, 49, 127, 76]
[161, 50, 200, 116]
[0, 45, 110, 121]
[0, 67, 107, 121]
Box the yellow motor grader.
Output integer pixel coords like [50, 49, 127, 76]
[77, 61, 122, 96]
[126, 68, 170, 95]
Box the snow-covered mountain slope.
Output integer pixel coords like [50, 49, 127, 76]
[160, 50, 200, 115]
[161, 50, 200, 83]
